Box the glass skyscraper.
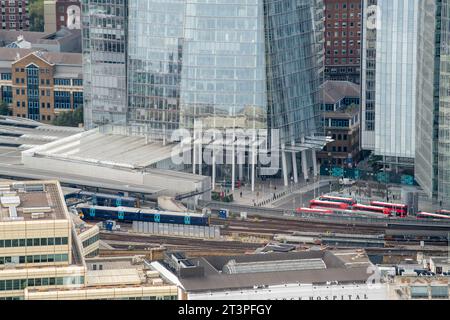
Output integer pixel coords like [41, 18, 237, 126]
[361, 0, 419, 174]
[82, 0, 324, 145]
[82, 0, 128, 128]
[416, 0, 450, 204]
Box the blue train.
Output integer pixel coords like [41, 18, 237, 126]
[65, 191, 139, 207]
[77, 204, 210, 226]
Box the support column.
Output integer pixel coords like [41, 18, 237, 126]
[251, 141, 256, 193]
[238, 150, 244, 181]
[291, 140, 298, 184]
[281, 144, 288, 187]
[212, 143, 216, 191]
[231, 133, 236, 191]
[301, 149, 309, 181]
[192, 138, 196, 175]
[312, 148, 318, 177]
[198, 137, 202, 175]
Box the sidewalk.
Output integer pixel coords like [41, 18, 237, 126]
[229, 176, 337, 208]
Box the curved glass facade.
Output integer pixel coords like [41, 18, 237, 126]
[83, 0, 324, 144]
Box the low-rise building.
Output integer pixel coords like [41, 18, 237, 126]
[152, 250, 389, 300]
[318, 80, 360, 167]
[0, 48, 82, 123]
[0, 28, 82, 53]
[0, 180, 178, 300]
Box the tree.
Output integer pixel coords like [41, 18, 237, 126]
[29, 0, 45, 32]
[52, 107, 83, 127]
[0, 101, 11, 116]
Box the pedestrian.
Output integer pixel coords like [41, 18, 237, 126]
[240, 191, 243, 198]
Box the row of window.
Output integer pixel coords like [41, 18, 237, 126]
[324, 145, 349, 153]
[82, 234, 99, 248]
[0, 72, 11, 80]
[0, 276, 84, 292]
[54, 79, 83, 86]
[0, 237, 68, 248]
[85, 249, 99, 258]
[0, 253, 69, 265]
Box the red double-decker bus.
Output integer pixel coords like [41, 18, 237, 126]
[309, 200, 350, 210]
[417, 212, 450, 220]
[318, 195, 356, 206]
[369, 201, 408, 217]
[352, 204, 391, 216]
[296, 207, 333, 215]
[436, 209, 450, 217]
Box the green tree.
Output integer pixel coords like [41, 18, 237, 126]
[0, 101, 11, 116]
[52, 107, 84, 127]
[29, 0, 45, 32]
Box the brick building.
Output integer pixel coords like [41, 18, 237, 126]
[324, 0, 362, 84]
[1, 0, 29, 31]
[0, 48, 82, 123]
[44, 0, 81, 33]
[318, 80, 361, 167]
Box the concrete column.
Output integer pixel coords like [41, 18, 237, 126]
[251, 141, 256, 192]
[198, 137, 202, 175]
[238, 150, 244, 181]
[281, 144, 288, 187]
[212, 143, 216, 191]
[291, 141, 298, 184]
[231, 134, 236, 191]
[312, 148, 318, 177]
[301, 149, 309, 181]
[192, 139, 196, 175]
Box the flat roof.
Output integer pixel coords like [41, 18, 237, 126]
[0, 180, 69, 222]
[157, 250, 375, 292]
[32, 130, 177, 170]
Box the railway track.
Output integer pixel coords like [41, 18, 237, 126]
[100, 231, 262, 251]
[212, 217, 385, 235]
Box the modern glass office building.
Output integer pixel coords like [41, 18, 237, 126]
[374, 0, 418, 160]
[415, 0, 450, 203]
[361, 0, 377, 151]
[362, 0, 418, 171]
[82, 0, 324, 145]
[82, 0, 128, 128]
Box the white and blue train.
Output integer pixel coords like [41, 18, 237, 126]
[77, 204, 210, 226]
[66, 191, 139, 207]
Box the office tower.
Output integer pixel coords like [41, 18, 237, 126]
[361, 0, 418, 171]
[82, 0, 128, 128]
[416, 0, 450, 204]
[324, 0, 362, 84]
[1, 0, 29, 31]
[361, 0, 377, 151]
[82, 0, 325, 145]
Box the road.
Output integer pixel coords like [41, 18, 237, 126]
[274, 181, 342, 210]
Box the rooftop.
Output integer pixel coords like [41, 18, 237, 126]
[0, 28, 81, 52]
[0, 180, 69, 222]
[321, 80, 360, 105]
[154, 250, 375, 292]
[30, 129, 177, 170]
